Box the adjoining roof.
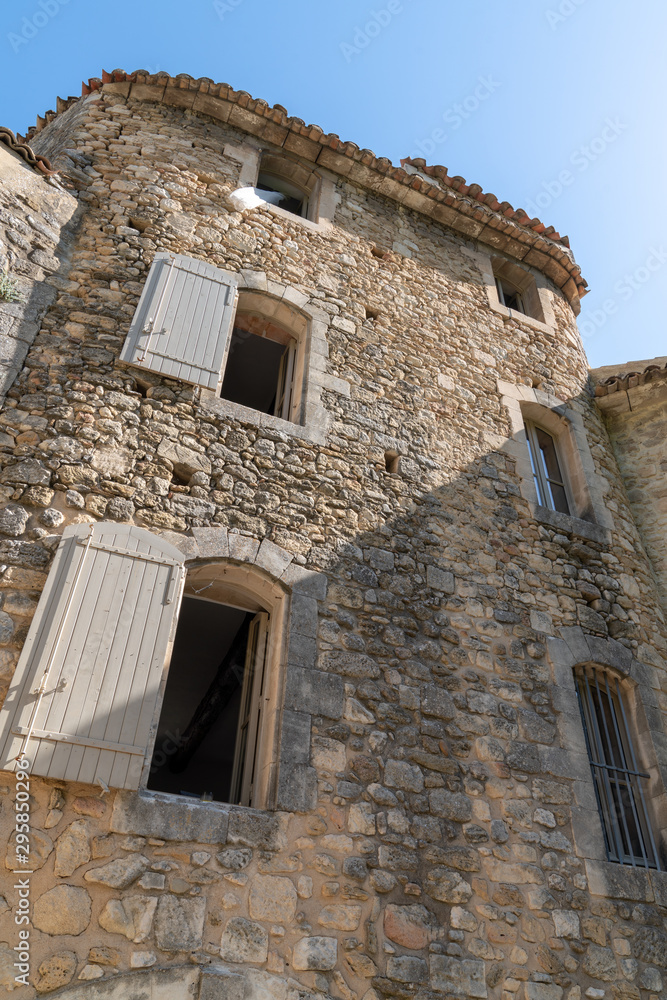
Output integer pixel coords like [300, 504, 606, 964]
[0, 126, 54, 175]
[590, 356, 667, 397]
[12, 69, 588, 308]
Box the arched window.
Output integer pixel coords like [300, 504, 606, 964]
[574, 665, 662, 870]
[255, 152, 321, 221]
[120, 256, 311, 426]
[525, 419, 570, 514]
[147, 562, 287, 809]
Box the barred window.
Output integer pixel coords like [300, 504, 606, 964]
[574, 666, 662, 870]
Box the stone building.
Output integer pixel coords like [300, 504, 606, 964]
[0, 69, 665, 999]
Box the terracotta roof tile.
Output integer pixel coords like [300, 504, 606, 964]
[0, 126, 55, 175]
[12, 69, 588, 305]
[590, 357, 667, 396]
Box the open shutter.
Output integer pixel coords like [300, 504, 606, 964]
[229, 612, 270, 808]
[120, 253, 239, 391]
[0, 522, 185, 790]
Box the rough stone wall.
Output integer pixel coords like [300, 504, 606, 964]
[0, 88, 664, 1000]
[0, 146, 79, 402]
[597, 377, 667, 616]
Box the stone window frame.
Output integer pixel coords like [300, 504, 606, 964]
[463, 246, 557, 334]
[547, 626, 667, 903]
[199, 270, 348, 445]
[122, 526, 338, 837]
[498, 379, 613, 543]
[224, 142, 339, 231]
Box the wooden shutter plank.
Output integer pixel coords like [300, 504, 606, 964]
[119, 253, 238, 390]
[119, 254, 172, 367]
[77, 563, 159, 783]
[85, 558, 163, 789]
[0, 530, 86, 768]
[0, 523, 185, 790]
[22, 531, 106, 779]
[182, 264, 220, 387]
[37, 545, 116, 780]
[57, 539, 150, 783]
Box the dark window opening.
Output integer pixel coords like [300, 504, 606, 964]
[220, 325, 296, 419]
[148, 596, 269, 807]
[256, 170, 307, 217]
[385, 451, 399, 473]
[365, 307, 379, 321]
[525, 421, 570, 514]
[496, 276, 525, 313]
[574, 666, 662, 870]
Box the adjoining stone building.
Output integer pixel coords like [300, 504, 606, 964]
[0, 69, 665, 999]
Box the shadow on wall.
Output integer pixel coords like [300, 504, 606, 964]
[0, 146, 81, 404]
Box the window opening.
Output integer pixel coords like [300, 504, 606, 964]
[147, 595, 269, 807]
[365, 307, 379, 321]
[220, 313, 297, 420]
[384, 451, 399, 473]
[574, 666, 661, 870]
[496, 276, 524, 313]
[525, 420, 569, 514]
[256, 171, 308, 217]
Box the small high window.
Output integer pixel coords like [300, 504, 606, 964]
[496, 276, 524, 313]
[574, 666, 662, 870]
[254, 152, 321, 221]
[525, 419, 570, 514]
[492, 257, 545, 322]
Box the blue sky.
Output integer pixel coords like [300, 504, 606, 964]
[1, 0, 664, 369]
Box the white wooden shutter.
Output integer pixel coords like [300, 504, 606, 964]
[120, 253, 239, 391]
[0, 522, 185, 790]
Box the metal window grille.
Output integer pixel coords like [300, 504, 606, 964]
[574, 666, 661, 870]
[525, 420, 570, 515]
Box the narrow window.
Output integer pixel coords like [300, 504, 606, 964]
[148, 595, 270, 807]
[496, 276, 524, 314]
[525, 420, 570, 514]
[255, 152, 318, 220]
[574, 666, 661, 870]
[220, 313, 297, 421]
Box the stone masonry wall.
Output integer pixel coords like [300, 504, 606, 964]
[0, 87, 665, 1000]
[597, 377, 667, 617]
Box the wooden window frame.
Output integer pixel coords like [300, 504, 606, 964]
[524, 419, 573, 515]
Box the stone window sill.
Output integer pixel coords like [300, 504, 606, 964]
[532, 503, 611, 545]
[489, 299, 552, 333]
[110, 788, 287, 849]
[199, 391, 328, 444]
[586, 858, 667, 904]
